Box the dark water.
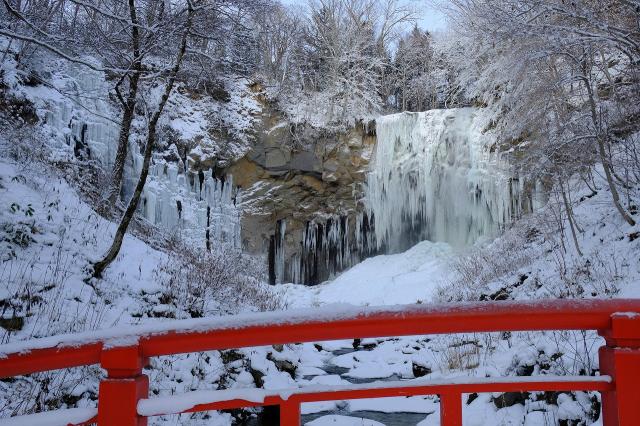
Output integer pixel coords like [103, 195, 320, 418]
[244, 410, 434, 426]
[302, 410, 434, 425]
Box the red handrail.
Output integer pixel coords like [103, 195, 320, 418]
[1, 299, 639, 425]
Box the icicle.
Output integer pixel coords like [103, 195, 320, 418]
[274, 219, 286, 283]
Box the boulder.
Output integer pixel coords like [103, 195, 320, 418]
[412, 361, 432, 378]
[493, 391, 530, 408]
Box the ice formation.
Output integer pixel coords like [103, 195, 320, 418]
[40, 65, 536, 282]
[272, 212, 378, 285]
[43, 65, 119, 165]
[274, 108, 540, 284]
[41, 65, 241, 248]
[365, 108, 536, 252]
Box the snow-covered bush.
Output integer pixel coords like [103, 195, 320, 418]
[157, 243, 283, 317]
[436, 222, 535, 302]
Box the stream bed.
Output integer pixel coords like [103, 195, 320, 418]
[294, 348, 438, 426]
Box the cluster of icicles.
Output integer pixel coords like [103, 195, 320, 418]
[43, 65, 241, 249]
[274, 213, 378, 285]
[365, 108, 543, 252]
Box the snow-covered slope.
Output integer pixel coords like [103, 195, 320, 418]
[0, 159, 167, 338]
[0, 139, 277, 425]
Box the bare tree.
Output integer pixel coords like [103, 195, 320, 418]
[92, 0, 196, 278]
[104, 0, 143, 205]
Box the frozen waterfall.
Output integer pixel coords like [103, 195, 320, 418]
[272, 108, 540, 285]
[366, 108, 532, 252]
[41, 64, 241, 249]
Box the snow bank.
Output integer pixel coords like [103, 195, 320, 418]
[0, 407, 96, 426]
[282, 240, 454, 306]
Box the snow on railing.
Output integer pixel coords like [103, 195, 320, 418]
[0, 299, 639, 425]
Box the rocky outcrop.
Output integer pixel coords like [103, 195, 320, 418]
[225, 96, 377, 284]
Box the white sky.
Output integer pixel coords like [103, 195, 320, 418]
[406, 0, 449, 31]
[280, 0, 449, 32]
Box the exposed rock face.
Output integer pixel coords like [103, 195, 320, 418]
[226, 99, 377, 284]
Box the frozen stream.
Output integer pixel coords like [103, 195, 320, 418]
[299, 344, 439, 426]
[246, 339, 441, 426]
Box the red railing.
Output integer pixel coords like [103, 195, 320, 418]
[1, 299, 639, 425]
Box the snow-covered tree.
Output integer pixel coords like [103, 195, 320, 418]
[391, 26, 434, 111]
[254, 1, 305, 92]
[444, 0, 640, 225]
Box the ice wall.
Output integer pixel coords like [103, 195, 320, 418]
[41, 65, 241, 248]
[43, 66, 119, 166]
[366, 108, 528, 252]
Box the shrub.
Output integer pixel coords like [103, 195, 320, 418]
[157, 243, 283, 317]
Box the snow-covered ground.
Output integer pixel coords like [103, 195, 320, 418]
[280, 240, 454, 307]
[0, 159, 168, 338]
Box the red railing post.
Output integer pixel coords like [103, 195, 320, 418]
[98, 345, 149, 426]
[439, 391, 462, 426]
[280, 398, 300, 426]
[599, 313, 640, 426]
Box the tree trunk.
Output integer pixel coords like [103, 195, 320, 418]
[104, 0, 142, 205]
[92, 2, 194, 278]
[559, 177, 583, 256]
[581, 69, 636, 226]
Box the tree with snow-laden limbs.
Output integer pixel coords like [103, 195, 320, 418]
[444, 0, 640, 226]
